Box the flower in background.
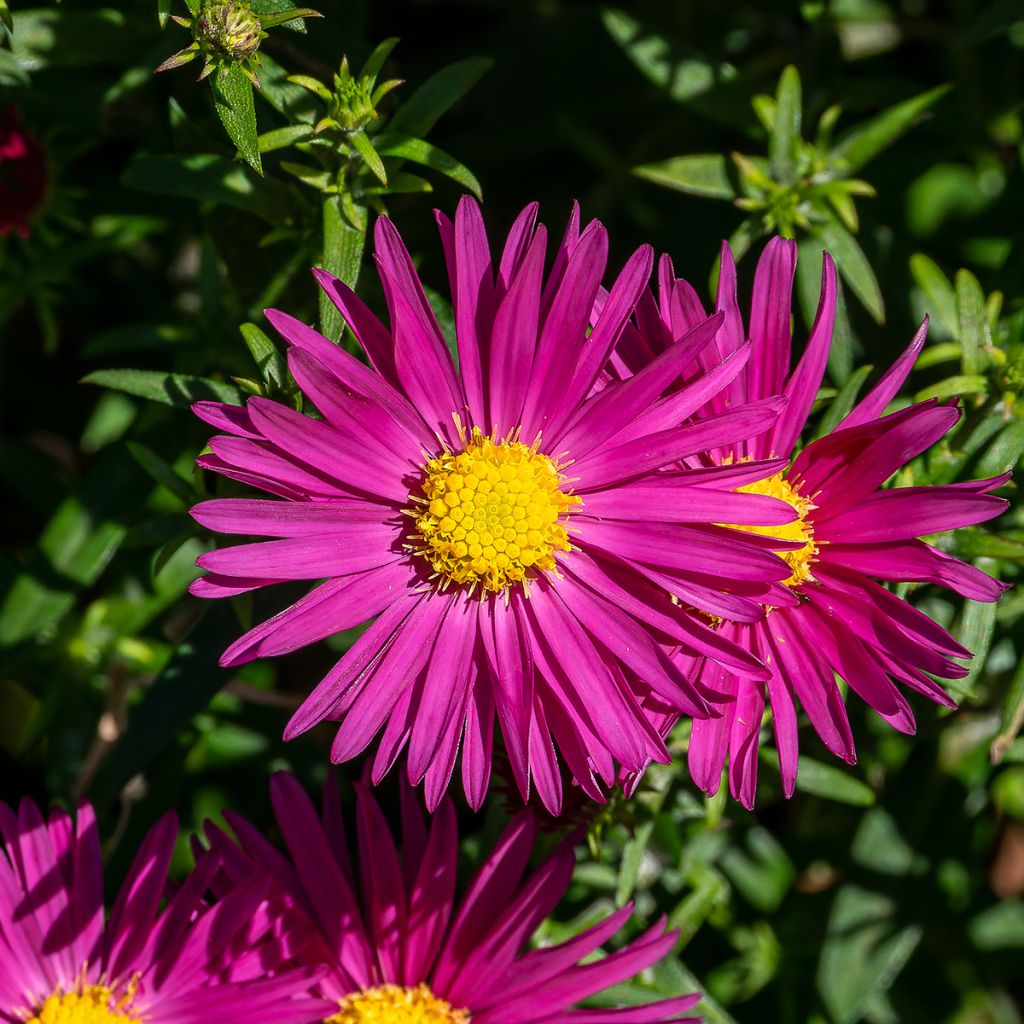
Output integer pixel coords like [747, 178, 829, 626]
[0, 107, 47, 239]
[636, 239, 1009, 808]
[189, 197, 800, 813]
[203, 772, 700, 1024]
[0, 797, 326, 1024]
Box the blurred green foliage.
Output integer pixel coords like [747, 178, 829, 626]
[1, 1, 1023, 1022]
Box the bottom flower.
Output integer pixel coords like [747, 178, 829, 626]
[204, 772, 700, 1023]
[0, 798, 324, 1024]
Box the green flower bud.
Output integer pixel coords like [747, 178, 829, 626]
[196, 1, 263, 61]
[329, 64, 378, 133]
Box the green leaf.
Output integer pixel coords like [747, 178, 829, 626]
[361, 35, 400, 83]
[976, 419, 1024, 477]
[602, 8, 728, 104]
[127, 442, 195, 507]
[87, 606, 238, 810]
[388, 56, 493, 138]
[818, 885, 922, 1023]
[286, 73, 332, 101]
[350, 129, 388, 185]
[81, 369, 241, 408]
[213, 64, 262, 174]
[830, 84, 950, 174]
[258, 123, 314, 153]
[719, 826, 795, 913]
[157, 0, 172, 29]
[770, 65, 802, 184]
[616, 820, 655, 906]
[951, 584, 998, 700]
[258, 7, 321, 30]
[968, 901, 1024, 950]
[992, 658, 1024, 765]
[240, 322, 287, 390]
[813, 364, 874, 439]
[319, 195, 367, 341]
[633, 154, 735, 199]
[377, 135, 481, 199]
[913, 374, 987, 403]
[956, 267, 990, 376]
[814, 217, 885, 324]
[795, 757, 875, 806]
[909, 253, 957, 337]
[122, 154, 295, 223]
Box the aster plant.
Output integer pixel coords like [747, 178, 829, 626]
[188, 197, 806, 813]
[622, 238, 1010, 808]
[202, 772, 700, 1024]
[0, 797, 325, 1024]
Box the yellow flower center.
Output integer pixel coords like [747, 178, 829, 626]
[410, 429, 579, 594]
[328, 983, 470, 1024]
[27, 986, 138, 1024]
[728, 471, 817, 587]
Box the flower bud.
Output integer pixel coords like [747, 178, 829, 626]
[195, 1, 263, 60]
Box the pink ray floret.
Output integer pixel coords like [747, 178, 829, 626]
[202, 772, 701, 1024]
[189, 198, 803, 812]
[0, 797, 328, 1023]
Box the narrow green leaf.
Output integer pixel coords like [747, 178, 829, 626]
[123, 154, 295, 223]
[913, 374, 987, 403]
[350, 129, 388, 185]
[977, 420, 1024, 477]
[726, 216, 763, 263]
[87, 606, 238, 810]
[956, 267, 990, 376]
[818, 885, 922, 1023]
[795, 757, 875, 806]
[633, 154, 735, 199]
[286, 73, 332, 100]
[361, 171, 433, 196]
[602, 8, 726, 104]
[770, 65, 802, 184]
[909, 253, 957, 337]
[240, 322, 287, 390]
[830, 84, 950, 174]
[815, 217, 885, 324]
[319, 195, 367, 341]
[258, 7, 322, 30]
[361, 35, 400, 82]
[616, 821, 655, 907]
[281, 161, 332, 190]
[127, 442, 195, 507]
[213, 64, 262, 174]
[992, 658, 1024, 765]
[81, 369, 241, 408]
[157, 0, 172, 29]
[951, 583, 998, 700]
[377, 135, 481, 199]
[387, 56, 492, 138]
[258, 123, 313, 153]
[813, 364, 874, 439]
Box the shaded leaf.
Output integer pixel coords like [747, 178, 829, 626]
[796, 757, 875, 806]
[830, 84, 950, 174]
[815, 217, 885, 324]
[377, 135, 481, 198]
[82, 369, 241, 408]
[770, 65, 802, 184]
[909, 253, 957, 337]
[387, 56, 492, 138]
[633, 154, 735, 199]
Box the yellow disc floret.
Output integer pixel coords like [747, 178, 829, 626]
[27, 986, 139, 1024]
[728, 471, 818, 587]
[328, 983, 471, 1024]
[411, 429, 580, 594]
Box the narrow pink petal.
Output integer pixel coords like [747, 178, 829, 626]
[748, 236, 798, 402]
[841, 318, 929, 429]
[488, 225, 547, 436]
[771, 252, 837, 456]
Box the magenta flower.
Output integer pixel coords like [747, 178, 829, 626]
[0, 797, 325, 1024]
[190, 198, 800, 812]
[204, 772, 700, 1024]
[631, 238, 1009, 808]
[0, 107, 47, 239]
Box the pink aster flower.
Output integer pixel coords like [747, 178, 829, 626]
[0, 797, 326, 1024]
[189, 198, 801, 812]
[0, 107, 47, 239]
[631, 238, 1010, 808]
[202, 772, 701, 1024]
